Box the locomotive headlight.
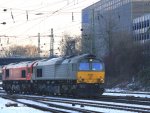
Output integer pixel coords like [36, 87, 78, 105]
[97, 78, 104, 83]
[89, 59, 93, 62]
[101, 79, 104, 83]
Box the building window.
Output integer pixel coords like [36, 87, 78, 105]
[133, 23, 136, 30]
[137, 23, 139, 29]
[142, 21, 144, 28]
[6, 69, 9, 78]
[147, 34, 150, 39]
[37, 69, 42, 77]
[22, 70, 26, 78]
[147, 20, 149, 27]
[144, 20, 147, 27]
[139, 22, 142, 29]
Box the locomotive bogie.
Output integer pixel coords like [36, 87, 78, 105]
[30, 80, 76, 95]
[76, 83, 104, 97]
[2, 80, 31, 94]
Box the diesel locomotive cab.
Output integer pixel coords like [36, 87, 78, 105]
[77, 58, 105, 83]
[76, 56, 105, 96]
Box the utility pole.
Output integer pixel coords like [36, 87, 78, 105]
[50, 28, 54, 57]
[38, 33, 40, 57]
[91, 9, 95, 54]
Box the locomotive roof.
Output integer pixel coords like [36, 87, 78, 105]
[34, 57, 64, 66]
[4, 60, 36, 69]
[3, 54, 101, 69]
[62, 54, 89, 64]
[3, 54, 100, 69]
[34, 54, 96, 66]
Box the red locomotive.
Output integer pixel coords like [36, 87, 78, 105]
[2, 61, 36, 93]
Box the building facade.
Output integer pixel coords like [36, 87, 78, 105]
[82, 0, 150, 57]
[133, 14, 150, 41]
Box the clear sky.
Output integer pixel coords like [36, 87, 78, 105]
[0, 0, 100, 56]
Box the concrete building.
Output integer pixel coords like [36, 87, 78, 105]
[81, 0, 150, 57]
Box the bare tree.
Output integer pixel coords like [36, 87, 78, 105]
[24, 45, 39, 57]
[10, 45, 26, 57]
[104, 31, 147, 87]
[59, 33, 82, 56]
[4, 45, 38, 57]
[97, 11, 119, 56]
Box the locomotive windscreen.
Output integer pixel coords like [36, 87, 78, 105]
[79, 63, 90, 70]
[92, 63, 103, 71]
[79, 59, 103, 71]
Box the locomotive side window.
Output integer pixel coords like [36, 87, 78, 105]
[22, 70, 26, 78]
[92, 63, 103, 71]
[79, 63, 90, 70]
[6, 69, 9, 77]
[37, 69, 42, 77]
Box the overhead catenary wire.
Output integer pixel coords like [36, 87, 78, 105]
[15, 0, 78, 36]
[0, 0, 79, 30]
[0, 0, 100, 38]
[0, 0, 77, 14]
[1, 12, 80, 35]
[0, 0, 86, 19]
[0, 0, 92, 55]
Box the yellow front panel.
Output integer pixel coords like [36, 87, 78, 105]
[77, 71, 105, 83]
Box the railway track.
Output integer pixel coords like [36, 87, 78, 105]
[27, 95, 150, 113]
[97, 95, 150, 106]
[0, 88, 5, 94]
[1, 94, 150, 113]
[1, 94, 100, 113]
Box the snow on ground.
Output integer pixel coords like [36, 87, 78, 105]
[19, 98, 135, 113]
[0, 98, 49, 113]
[19, 95, 149, 113]
[43, 101, 135, 113]
[0, 89, 150, 113]
[106, 88, 150, 94]
[105, 88, 150, 98]
[0, 96, 137, 113]
[18, 99, 78, 113]
[103, 92, 150, 98]
[39, 95, 150, 111]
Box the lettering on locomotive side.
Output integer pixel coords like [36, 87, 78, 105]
[88, 74, 93, 76]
